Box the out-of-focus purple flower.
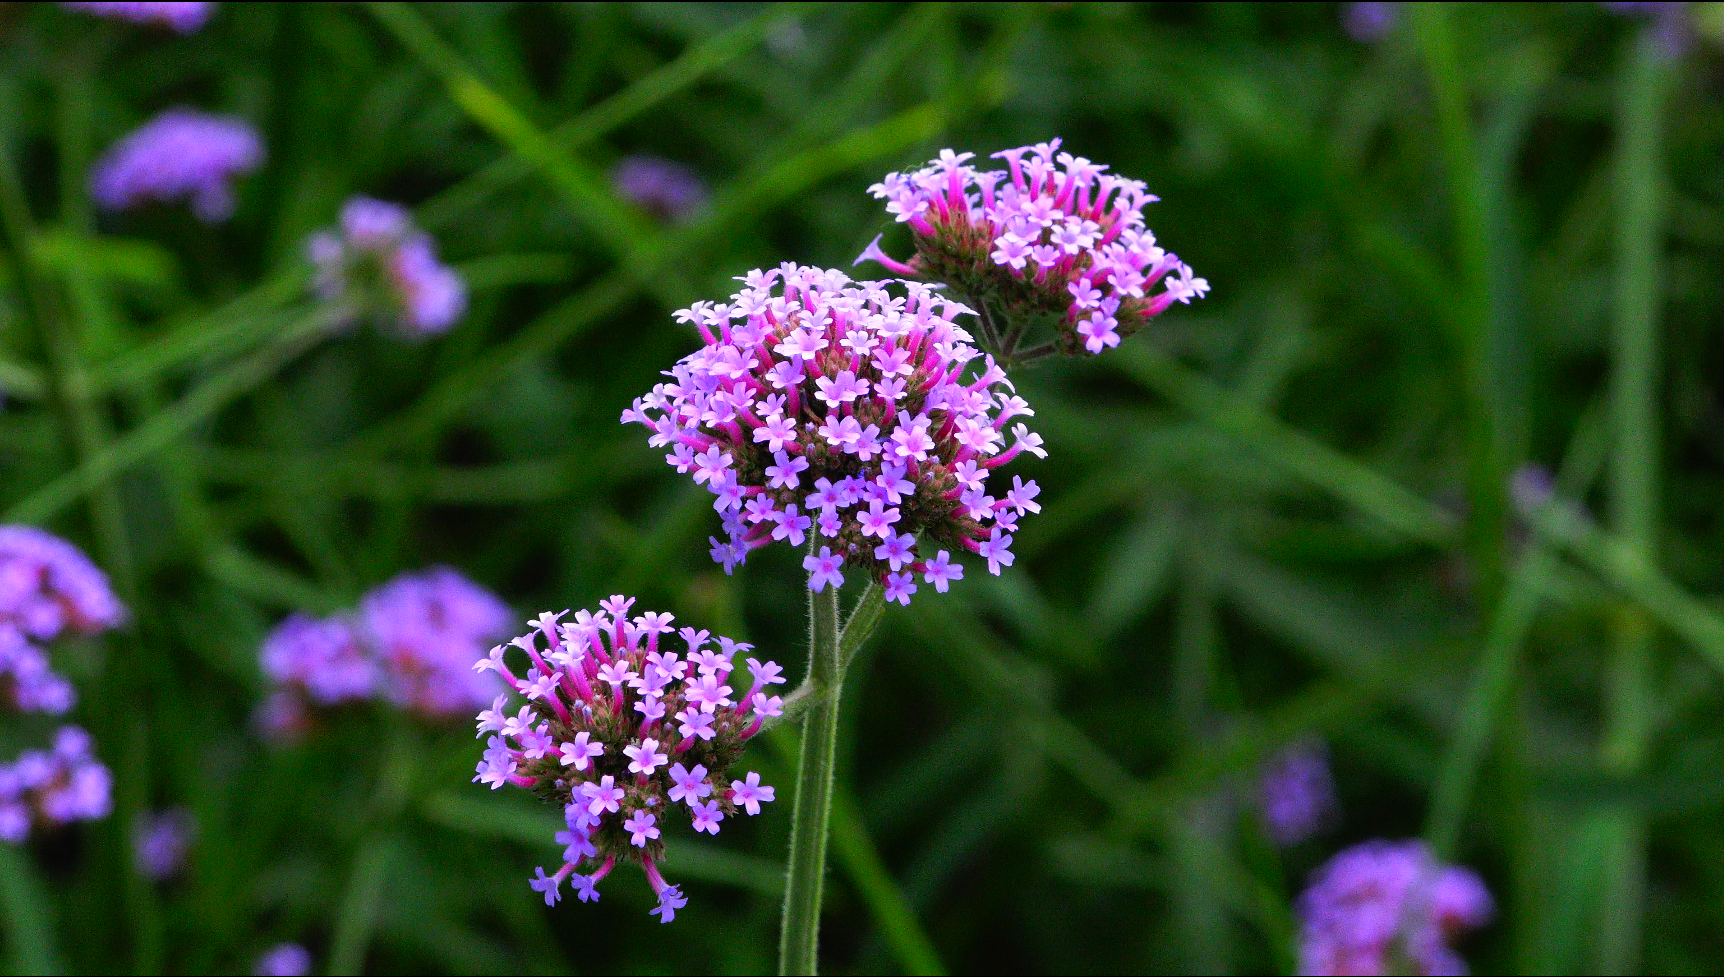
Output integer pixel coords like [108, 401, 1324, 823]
[360, 567, 512, 718]
[860, 141, 1206, 359]
[133, 807, 194, 880]
[259, 614, 376, 709]
[612, 155, 708, 222]
[1298, 839, 1493, 975]
[1259, 741, 1337, 846]
[61, 2, 212, 32]
[307, 196, 467, 337]
[620, 264, 1043, 597]
[1344, 2, 1398, 43]
[0, 726, 113, 843]
[0, 525, 124, 715]
[255, 568, 509, 733]
[1604, 2, 1691, 57]
[90, 109, 263, 222]
[474, 598, 779, 920]
[252, 943, 311, 977]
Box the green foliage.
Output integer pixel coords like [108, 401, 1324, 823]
[2, 2, 1723, 973]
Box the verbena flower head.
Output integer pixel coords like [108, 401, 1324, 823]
[1258, 740, 1337, 846]
[860, 141, 1207, 358]
[621, 264, 1043, 599]
[90, 108, 263, 222]
[0, 525, 124, 714]
[257, 567, 509, 734]
[61, 2, 212, 31]
[613, 155, 708, 222]
[472, 598, 782, 921]
[133, 807, 195, 881]
[1298, 839, 1493, 975]
[0, 726, 113, 843]
[252, 943, 312, 977]
[308, 196, 467, 337]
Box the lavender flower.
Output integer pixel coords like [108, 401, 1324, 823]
[613, 155, 708, 222]
[1258, 741, 1337, 846]
[0, 525, 124, 714]
[1298, 839, 1493, 975]
[133, 807, 194, 880]
[621, 264, 1044, 597]
[257, 568, 510, 732]
[1343, 2, 1398, 43]
[252, 943, 311, 977]
[473, 598, 781, 920]
[359, 566, 513, 718]
[61, 2, 212, 32]
[0, 727, 113, 843]
[89, 109, 263, 222]
[860, 140, 1207, 358]
[307, 196, 467, 336]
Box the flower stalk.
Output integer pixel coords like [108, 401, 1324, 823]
[779, 577, 843, 976]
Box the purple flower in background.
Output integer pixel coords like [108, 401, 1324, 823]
[252, 943, 311, 977]
[620, 265, 1044, 597]
[61, 1, 212, 32]
[473, 598, 779, 920]
[1258, 740, 1337, 846]
[1343, 2, 1398, 43]
[1604, 2, 1692, 57]
[256, 567, 510, 732]
[612, 155, 708, 222]
[360, 566, 513, 718]
[90, 109, 263, 222]
[0, 726, 113, 844]
[307, 196, 467, 336]
[1298, 839, 1493, 975]
[133, 807, 194, 881]
[0, 525, 124, 715]
[859, 141, 1207, 358]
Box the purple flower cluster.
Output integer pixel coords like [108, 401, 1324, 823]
[253, 943, 311, 977]
[62, 2, 212, 32]
[1258, 741, 1338, 846]
[472, 596, 781, 921]
[1, 525, 125, 714]
[258, 567, 510, 735]
[1298, 839, 1493, 975]
[90, 108, 263, 222]
[0, 727, 113, 843]
[308, 196, 467, 337]
[1343, 2, 1398, 43]
[621, 264, 1044, 600]
[860, 140, 1207, 357]
[134, 807, 195, 880]
[613, 155, 708, 222]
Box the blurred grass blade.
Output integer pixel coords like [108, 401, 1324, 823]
[416, 3, 811, 229]
[328, 835, 398, 977]
[5, 307, 337, 524]
[830, 793, 947, 976]
[0, 844, 60, 976]
[0, 357, 45, 401]
[1110, 344, 1458, 545]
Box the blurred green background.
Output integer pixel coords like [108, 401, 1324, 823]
[2, 1, 1724, 973]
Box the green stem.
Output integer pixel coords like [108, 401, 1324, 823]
[0, 844, 60, 976]
[1598, 28, 1671, 975]
[779, 581, 843, 976]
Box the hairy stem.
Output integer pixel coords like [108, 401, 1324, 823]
[779, 581, 843, 975]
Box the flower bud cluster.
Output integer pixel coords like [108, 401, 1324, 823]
[0, 525, 125, 713]
[621, 264, 1044, 601]
[258, 567, 510, 735]
[1257, 740, 1337, 846]
[1297, 839, 1492, 975]
[0, 727, 112, 843]
[861, 140, 1207, 357]
[90, 108, 263, 223]
[613, 155, 708, 223]
[61, 2, 212, 32]
[472, 596, 781, 922]
[308, 197, 467, 337]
